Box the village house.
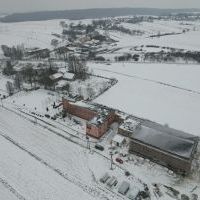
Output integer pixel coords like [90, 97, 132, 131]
[62, 99, 118, 138]
[49, 72, 63, 82]
[118, 117, 141, 137]
[63, 72, 75, 81]
[55, 80, 69, 90]
[26, 48, 50, 59]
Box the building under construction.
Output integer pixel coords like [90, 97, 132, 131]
[62, 98, 118, 138]
[128, 124, 199, 174]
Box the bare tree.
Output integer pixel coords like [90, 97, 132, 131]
[6, 81, 14, 96]
[14, 73, 22, 91]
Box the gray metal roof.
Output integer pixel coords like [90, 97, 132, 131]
[118, 181, 130, 194]
[131, 126, 197, 159]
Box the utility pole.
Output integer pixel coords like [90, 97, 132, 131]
[0, 98, 3, 107]
[86, 135, 90, 150]
[110, 151, 114, 170]
[34, 116, 37, 124]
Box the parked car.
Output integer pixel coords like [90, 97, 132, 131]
[51, 116, 57, 120]
[116, 157, 123, 164]
[95, 144, 104, 151]
[45, 114, 50, 118]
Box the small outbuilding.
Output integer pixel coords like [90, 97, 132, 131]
[63, 72, 75, 81]
[119, 117, 141, 137]
[118, 181, 130, 195]
[49, 72, 63, 82]
[55, 80, 69, 90]
[112, 135, 126, 147]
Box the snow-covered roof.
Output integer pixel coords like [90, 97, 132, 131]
[58, 68, 67, 74]
[118, 181, 130, 194]
[63, 72, 75, 80]
[49, 73, 63, 80]
[72, 101, 114, 126]
[131, 126, 197, 159]
[112, 134, 125, 144]
[120, 118, 141, 132]
[56, 80, 68, 88]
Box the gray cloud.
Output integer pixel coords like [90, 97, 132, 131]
[0, 0, 200, 13]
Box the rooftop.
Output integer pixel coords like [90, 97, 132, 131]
[63, 72, 75, 80]
[56, 80, 68, 88]
[49, 72, 63, 80]
[112, 134, 125, 144]
[72, 101, 114, 126]
[120, 117, 141, 132]
[131, 126, 198, 160]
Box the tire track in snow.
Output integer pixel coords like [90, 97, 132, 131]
[1, 106, 145, 200]
[0, 177, 26, 200]
[94, 68, 200, 95]
[0, 129, 124, 200]
[2, 105, 86, 147]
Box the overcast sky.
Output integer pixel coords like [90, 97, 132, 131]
[0, 0, 200, 13]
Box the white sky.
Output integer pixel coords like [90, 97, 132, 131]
[0, 0, 200, 13]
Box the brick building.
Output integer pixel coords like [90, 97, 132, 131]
[128, 125, 199, 174]
[63, 99, 118, 138]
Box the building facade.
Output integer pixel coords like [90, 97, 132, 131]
[127, 125, 199, 175]
[63, 99, 118, 138]
[129, 139, 194, 174]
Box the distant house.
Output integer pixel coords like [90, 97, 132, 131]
[26, 48, 50, 59]
[63, 99, 119, 138]
[79, 36, 91, 43]
[54, 46, 72, 55]
[118, 117, 141, 137]
[49, 72, 63, 82]
[55, 80, 68, 90]
[63, 72, 75, 81]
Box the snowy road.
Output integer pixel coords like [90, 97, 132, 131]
[0, 107, 126, 200]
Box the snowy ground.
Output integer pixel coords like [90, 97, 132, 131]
[110, 19, 200, 51]
[90, 62, 200, 136]
[4, 89, 62, 115]
[0, 20, 62, 55]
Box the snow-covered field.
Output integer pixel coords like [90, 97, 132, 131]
[110, 19, 200, 51]
[90, 62, 200, 136]
[0, 20, 62, 54]
[0, 18, 199, 56]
